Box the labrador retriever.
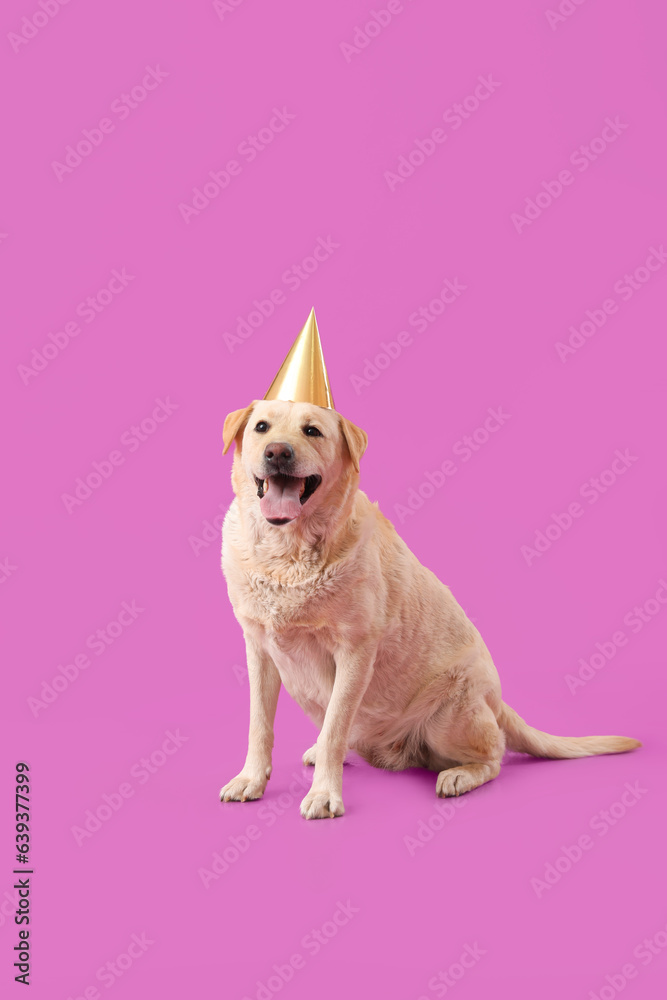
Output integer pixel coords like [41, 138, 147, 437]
[219, 399, 640, 818]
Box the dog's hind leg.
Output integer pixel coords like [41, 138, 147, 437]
[424, 700, 504, 797]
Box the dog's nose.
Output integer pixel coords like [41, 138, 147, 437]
[264, 442, 294, 463]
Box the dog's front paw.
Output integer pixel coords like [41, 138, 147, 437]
[300, 788, 344, 819]
[220, 772, 267, 802]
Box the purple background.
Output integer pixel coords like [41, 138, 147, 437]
[2, 1, 666, 997]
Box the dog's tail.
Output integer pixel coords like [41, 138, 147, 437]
[498, 702, 641, 759]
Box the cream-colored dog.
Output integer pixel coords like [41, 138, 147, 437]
[219, 398, 640, 819]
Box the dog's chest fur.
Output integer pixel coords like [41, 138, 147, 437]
[266, 628, 335, 727]
[246, 563, 340, 624]
[223, 499, 378, 727]
[230, 561, 352, 722]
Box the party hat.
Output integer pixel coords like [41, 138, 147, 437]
[263, 308, 335, 409]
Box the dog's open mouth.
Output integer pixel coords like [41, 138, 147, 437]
[254, 474, 322, 525]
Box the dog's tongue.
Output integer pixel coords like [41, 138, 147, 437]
[260, 475, 304, 521]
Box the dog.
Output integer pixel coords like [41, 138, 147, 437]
[219, 398, 640, 819]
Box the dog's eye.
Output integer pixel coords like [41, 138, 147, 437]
[254, 421, 269, 433]
[303, 426, 322, 437]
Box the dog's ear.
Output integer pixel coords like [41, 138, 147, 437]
[339, 416, 368, 474]
[222, 403, 255, 455]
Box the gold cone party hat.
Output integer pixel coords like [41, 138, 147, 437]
[263, 308, 335, 409]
